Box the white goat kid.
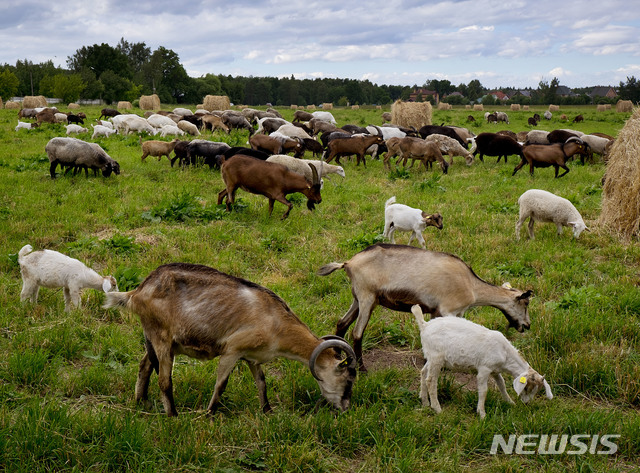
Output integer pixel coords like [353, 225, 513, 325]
[411, 305, 552, 418]
[383, 196, 443, 248]
[18, 244, 118, 311]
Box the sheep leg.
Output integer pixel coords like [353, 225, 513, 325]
[336, 299, 359, 338]
[67, 286, 82, 310]
[556, 223, 563, 235]
[49, 161, 59, 179]
[63, 287, 73, 311]
[207, 354, 241, 414]
[247, 361, 272, 413]
[491, 373, 514, 405]
[515, 214, 526, 240]
[476, 367, 491, 418]
[527, 218, 535, 239]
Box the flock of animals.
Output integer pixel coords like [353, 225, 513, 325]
[12, 102, 608, 417]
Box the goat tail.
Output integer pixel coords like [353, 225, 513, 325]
[102, 291, 133, 310]
[385, 196, 396, 208]
[317, 262, 345, 276]
[411, 304, 427, 330]
[18, 244, 33, 262]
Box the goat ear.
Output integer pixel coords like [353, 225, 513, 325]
[102, 279, 112, 293]
[543, 378, 553, 399]
[517, 290, 533, 301]
[513, 374, 528, 396]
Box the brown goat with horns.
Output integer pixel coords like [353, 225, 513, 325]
[103, 263, 357, 416]
[217, 154, 322, 219]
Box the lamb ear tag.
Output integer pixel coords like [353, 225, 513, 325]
[102, 279, 112, 292]
[519, 376, 527, 384]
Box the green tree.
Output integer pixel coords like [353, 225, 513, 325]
[100, 70, 132, 104]
[52, 74, 85, 103]
[67, 43, 132, 79]
[618, 76, 640, 102]
[0, 68, 19, 100]
[143, 46, 192, 103]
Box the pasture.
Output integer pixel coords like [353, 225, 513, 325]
[0, 104, 638, 472]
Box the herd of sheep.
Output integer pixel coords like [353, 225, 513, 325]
[12, 102, 606, 418]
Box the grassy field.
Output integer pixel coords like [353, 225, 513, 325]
[0, 104, 639, 472]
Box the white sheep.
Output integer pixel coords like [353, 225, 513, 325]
[525, 130, 550, 144]
[516, 189, 588, 240]
[65, 124, 88, 135]
[301, 159, 346, 178]
[54, 112, 69, 124]
[411, 305, 553, 418]
[91, 124, 116, 139]
[159, 124, 185, 138]
[383, 196, 443, 248]
[18, 244, 118, 311]
[274, 123, 313, 140]
[112, 114, 156, 135]
[266, 154, 325, 187]
[311, 111, 337, 124]
[147, 113, 178, 129]
[177, 120, 200, 136]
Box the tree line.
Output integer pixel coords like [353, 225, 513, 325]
[1, 38, 639, 106]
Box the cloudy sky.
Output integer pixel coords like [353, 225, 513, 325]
[2, 0, 640, 89]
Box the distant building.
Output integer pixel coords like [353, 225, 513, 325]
[409, 88, 439, 103]
[487, 90, 509, 101]
[555, 86, 576, 97]
[589, 86, 617, 99]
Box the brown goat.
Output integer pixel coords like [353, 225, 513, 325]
[103, 263, 357, 416]
[249, 133, 303, 156]
[399, 137, 449, 173]
[513, 137, 589, 178]
[323, 134, 384, 167]
[217, 154, 321, 219]
[140, 138, 179, 162]
[201, 115, 230, 133]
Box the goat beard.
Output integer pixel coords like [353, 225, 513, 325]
[306, 200, 316, 211]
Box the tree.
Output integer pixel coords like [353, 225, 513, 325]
[618, 76, 640, 103]
[67, 43, 132, 79]
[0, 68, 19, 100]
[100, 70, 132, 104]
[52, 74, 85, 103]
[425, 79, 455, 102]
[143, 47, 192, 103]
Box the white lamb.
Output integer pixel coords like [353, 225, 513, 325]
[91, 124, 116, 139]
[516, 189, 588, 240]
[18, 244, 118, 312]
[411, 305, 553, 418]
[383, 196, 443, 248]
[65, 124, 88, 135]
[15, 121, 37, 131]
[159, 124, 185, 138]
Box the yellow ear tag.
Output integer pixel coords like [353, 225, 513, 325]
[519, 376, 527, 384]
[340, 359, 349, 367]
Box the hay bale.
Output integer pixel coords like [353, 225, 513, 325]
[465, 105, 471, 109]
[523, 105, 530, 111]
[599, 107, 640, 238]
[322, 103, 333, 110]
[351, 105, 360, 110]
[616, 100, 633, 113]
[391, 100, 432, 129]
[0, 97, 3, 109]
[139, 94, 161, 110]
[202, 95, 230, 111]
[510, 104, 521, 111]
[6, 101, 20, 109]
[23, 95, 47, 108]
[68, 103, 80, 109]
[290, 105, 298, 110]
[597, 104, 607, 112]
[473, 104, 484, 111]
[117, 101, 132, 110]
[376, 105, 382, 110]
[548, 104, 560, 112]
[307, 104, 316, 110]
[437, 103, 452, 110]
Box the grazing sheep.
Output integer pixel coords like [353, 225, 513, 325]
[147, 113, 178, 129]
[301, 159, 346, 178]
[411, 305, 552, 418]
[525, 130, 550, 145]
[470, 132, 523, 164]
[177, 120, 200, 136]
[516, 189, 588, 240]
[256, 117, 289, 134]
[424, 134, 474, 166]
[91, 124, 116, 139]
[266, 154, 325, 187]
[311, 111, 337, 124]
[543, 111, 552, 120]
[158, 124, 185, 138]
[45, 137, 120, 178]
[274, 124, 313, 141]
[65, 124, 88, 135]
[382, 112, 392, 123]
[581, 134, 614, 160]
[18, 244, 118, 312]
[383, 196, 443, 248]
[54, 113, 69, 124]
[99, 108, 121, 120]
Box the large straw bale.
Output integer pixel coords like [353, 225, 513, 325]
[23, 95, 47, 108]
[351, 105, 360, 110]
[139, 94, 161, 110]
[322, 103, 333, 110]
[307, 104, 316, 110]
[68, 103, 80, 109]
[598, 107, 640, 238]
[548, 104, 560, 112]
[391, 100, 432, 129]
[616, 100, 633, 113]
[597, 104, 607, 112]
[290, 105, 298, 110]
[117, 101, 132, 109]
[510, 104, 521, 111]
[437, 103, 452, 110]
[202, 95, 230, 111]
[523, 105, 530, 111]
[6, 101, 20, 109]
[473, 104, 484, 111]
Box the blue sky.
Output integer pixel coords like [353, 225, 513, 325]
[2, 0, 639, 89]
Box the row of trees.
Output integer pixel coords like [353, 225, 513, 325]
[1, 38, 639, 106]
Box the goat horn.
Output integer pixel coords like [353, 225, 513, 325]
[308, 161, 320, 186]
[309, 335, 356, 380]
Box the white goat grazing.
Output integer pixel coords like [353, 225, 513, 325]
[18, 244, 118, 311]
[383, 196, 443, 248]
[411, 305, 553, 418]
[91, 124, 116, 139]
[516, 189, 588, 240]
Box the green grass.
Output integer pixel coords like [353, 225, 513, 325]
[0, 104, 638, 471]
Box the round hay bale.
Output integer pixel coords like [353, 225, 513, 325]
[290, 105, 298, 110]
[68, 103, 80, 109]
[523, 105, 530, 111]
[548, 104, 560, 112]
[117, 101, 132, 110]
[391, 100, 432, 129]
[6, 100, 20, 109]
[139, 94, 161, 110]
[616, 100, 633, 113]
[202, 95, 230, 111]
[351, 105, 360, 110]
[322, 103, 333, 110]
[473, 104, 484, 111]
[599, 107, 640, 238]
[307, 104, 316, 110]
[597, 104, 607, 112]
[465, 105, 471, 109]
[437, 103, 452, 110]
[23, 95, 47, 108]
[510, 104, 521, 111]
[375, 105, 382, 110]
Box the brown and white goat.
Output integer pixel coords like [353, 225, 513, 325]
[512, 137, 589, 178]
[103, 263, 357, 416]
[217, 154, 322, 219]
[318, 244, 532, 371]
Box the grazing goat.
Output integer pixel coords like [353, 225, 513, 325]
[250, 133, 302, 157]
[103, 263, 356, 416]
[399, 138, 449, 173]
[323, 134, 384, 167]
[186, 140, 231, 168]
[15, 121, 39, 131]
[217, 154, 321, 219]
[469, 132, 523, 163]
[516, 189, 588, 239]
[99, 108, 121, 120]
[201, 114, 230, 133]
[418, 125, 466, 147]
[411, 305, 552, 418]
[513, 137, 588, 178]
[318, 244, 532, 371]
[19, 244, 118, 312]
[140, 138, 179, 163]
[293, 110, 314, 122]
[383, 196, 443, 248]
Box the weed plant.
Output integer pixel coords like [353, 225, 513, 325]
[0, 104, 638, 471]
